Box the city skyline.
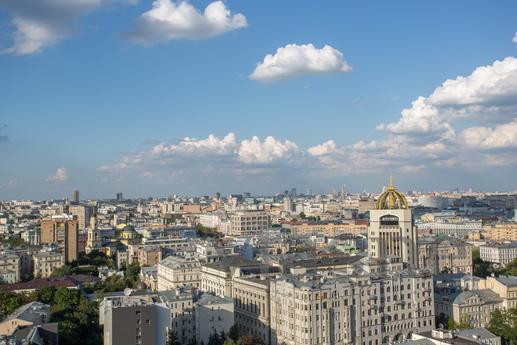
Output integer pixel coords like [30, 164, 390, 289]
[1, 0, 517, 199]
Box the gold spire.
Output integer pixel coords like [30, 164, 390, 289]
[375, 176, 408, 210]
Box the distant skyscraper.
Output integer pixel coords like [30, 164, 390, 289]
[289, 188, 297, 197]
[72, 190, 79, 203]
[368, 177, 418, 268]
[116, 192, 123, 201]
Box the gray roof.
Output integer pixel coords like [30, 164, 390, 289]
[453, 289, 503, 305]
[5, 301, 50, 325]
[457, 328, 499, 341]
[495, 275, 517, 287]
[196, 293, 232, 306]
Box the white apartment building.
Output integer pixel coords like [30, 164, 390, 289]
[157, 256, 201, 291]
[480, 242, 517, 267]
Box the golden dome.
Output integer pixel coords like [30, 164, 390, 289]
[375, 176, 408, 210]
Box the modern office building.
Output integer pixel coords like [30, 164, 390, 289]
[72, 190, 80, 203]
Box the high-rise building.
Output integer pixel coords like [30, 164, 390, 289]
[368, 177, 418, 268]
[69, 204, 92, 230]
[40, 215, 79, 263]
[72, 190, 80, 203]
[116, 192, 123, 201]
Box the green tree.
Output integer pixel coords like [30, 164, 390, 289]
[167, 329, 181, 345]
[298, 212, 306, 219]
[0, 290, 23, 320]
[488, 308, 517, 345]
[124, 262, 141, 287]
[228, 325, 240, 341]
[50, 265, 72, 277]
[36, 286, 56, 304]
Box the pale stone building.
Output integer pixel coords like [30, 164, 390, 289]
[157, 256, 201, 291]
[480, 275, 517, 310]
[226, 211, 271, 237]
[368, 178, 418, 268]
[33, 251, 65, 278]
[269, 257, 435, 345]
[418, 237, 473, 274]
[0, 251, 20, 283]
[195, 294, 234, 345]
[233, 276, 271, 344]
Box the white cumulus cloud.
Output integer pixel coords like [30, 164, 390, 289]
[0, 0, 101, 55]
[307, 140, 337, 156]
[126, 0, 247, 44]
[250, 44, 351, 82]
[382, 57, 517, 137]
[46, 167, 70, 182]
[513, 32, 517, 43]
[151, 133, 237, 156]
[460, 119, 517, 149]
[238, 136, 299, 164]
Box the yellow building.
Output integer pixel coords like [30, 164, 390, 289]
[484, 223, 517, 241]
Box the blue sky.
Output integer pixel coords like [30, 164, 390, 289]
[1, 0, 517, 199]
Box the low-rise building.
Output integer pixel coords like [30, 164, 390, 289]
[480, 275, 517, 310]
[480, 242, 517, 267]
[195, 294, 234, 345]
[33, 251, 65, 278]
[418, 237, 472, 274]
[0, 252, 20, 283]
[157, 257, 201, 291]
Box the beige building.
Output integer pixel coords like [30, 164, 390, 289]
[233, 276, 271, 345]
[270, 258, 434, 345]
[69, 204, 92, 230]
[40, 215, 79, 263]
[137, 246, 162, 267]
[484, 224, 517, 241]
[285, 221, 367, 237]
[157, 256, 201, 291]
[0, 252, 20, 283]
[480, 275, 517, 310]
[450, 289, 503, 328]
[227, 211, 271, 236]
[33, 251, 65, 278]
[368, 179, 418, 268]
[418, 237, 473, 274]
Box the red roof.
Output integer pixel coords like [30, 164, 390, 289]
[0, 274, 98, 292]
